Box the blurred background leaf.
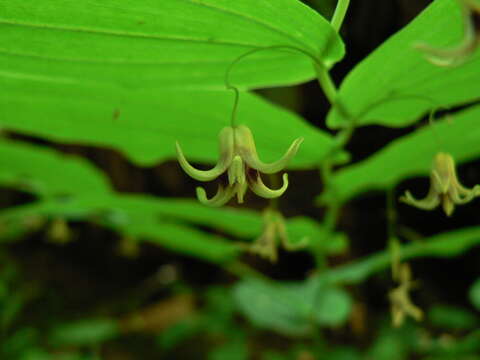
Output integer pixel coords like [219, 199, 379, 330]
[469, 278, 480, 311]
[428, 305, 478, 331]
[233, 277, 352, 336]
[0, 139, 111, 198]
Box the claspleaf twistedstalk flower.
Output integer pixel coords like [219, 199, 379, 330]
[248, 208, 308, 262]
[176, 125, 303, 207]
[389, 263, 423, 327]
[400, 152, 480, 216]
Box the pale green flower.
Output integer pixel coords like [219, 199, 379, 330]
[389, 263, 423, 327]
[176, 125, 303, 207]
[248, 208, 308, 262]
[400, 152, 480, 216]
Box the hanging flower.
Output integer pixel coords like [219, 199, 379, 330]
[416, 0, 480, 66]
[400, 152, 480, 216]
[389, 263, 423, 327]
[248, 208, 308, 262]
[176, 125, 303, 207]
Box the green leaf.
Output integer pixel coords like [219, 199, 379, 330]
[262, 352, 290, 360]
[312, 285, 352, 326]
[327, 0, 480, 128]
[469, 278, 480, 311]
[156, 319, 201, 351]
[318, 227, 480, 286]
[0, 0, 343, 90]
[233, 278, 351, 336]
[0, 196, 240, 262]
[0, 77, 346, 167]
[70, 196, 242, 262]
[0, 139, 111, 198]
[209, 337, 248, 360]
[327, 348, 362, 360]
[48, 318, 118, 346]
[366, 324, 418, 360]
[1, 328, 39, 358]
[329, 104, 480, 203]
[287, 216, 347, 253]
[429, 305, 478, 330]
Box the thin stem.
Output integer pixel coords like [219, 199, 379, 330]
[314, 62, 338, 105]
[225, 261, 271, 281]
[228, 86, 240, 127]
[331, 0, 351, 32]
[386, 187, 397, 241]
[386, 187, 401, 278]
[224, 45, 320, 126]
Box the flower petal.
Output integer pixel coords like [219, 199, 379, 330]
[235, 182, 248, 204]
[400, 189, 440, 210]
[196, 185, 236, 207]
[248, 172, 289, 199]
[235, 125, 303, 174]
[176, 127, 234, 182]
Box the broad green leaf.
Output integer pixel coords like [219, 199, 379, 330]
[262, 352, 290, 360]
[318, 226, 480, 285]
[0, 137, 337, 261]
[0, 193, 345, 262]
[0, 195, 240, 262]
[156, 319, 201, 351]
[327, 348, 362, 360]
[233, 278, 351, 336]
[469, 278, 480, 311]
[287, 216, 347, 253]
[209, 337, 248, 360]
[48, 318, 119, 346]
[1, 328, 40, 359]
[421, 330, 480, 358]
[366, 324, 418, 360]
[0, 77, 346, 167]
[0, 0, 344, 90]
[327, 0, 480, 128]
[329, 104, 480, 203]
[428, 305, 478, 330]
[312, 285, 352, 326]
[0, 139, 111, 198]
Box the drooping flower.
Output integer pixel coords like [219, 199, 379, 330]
[416, 0, 480, 66]
[176, 125, 303, 207]
[248, 208, 308, 262]
[400, 152, 480, 216]
[389, 263, 423, 327]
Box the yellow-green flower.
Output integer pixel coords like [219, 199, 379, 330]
[248, 208, 308, 262]
[416, 0, 480, 66]
[389, 263, 423, 327]
[176, 125, 303, 207]
[400, 152, 480, 216]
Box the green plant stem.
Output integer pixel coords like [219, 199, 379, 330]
[386, 187, 397, 241]
[318, 227, 480, 285]
[331, 0, 351, 32]
[225, 261, 271, 282]
[314, 63, 337, 105]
